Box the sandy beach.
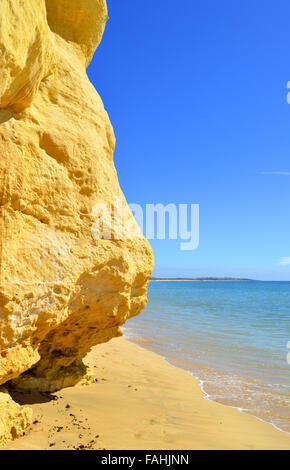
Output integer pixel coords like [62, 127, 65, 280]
[4, 337, 290, 450]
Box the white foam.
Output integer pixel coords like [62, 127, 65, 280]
[185, 369, 289, 434]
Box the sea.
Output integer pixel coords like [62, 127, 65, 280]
[124, 281, 290, 433]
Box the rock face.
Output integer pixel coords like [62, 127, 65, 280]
[0, 387, 33, 446]
[0, 0, 153, 442]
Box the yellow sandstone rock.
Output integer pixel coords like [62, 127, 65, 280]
[0, 0, 153, 441]
[0, 387, 33, 446]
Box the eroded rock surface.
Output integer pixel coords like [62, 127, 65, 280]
[0, 387, 33, 446]
[0, 0, 153, 443]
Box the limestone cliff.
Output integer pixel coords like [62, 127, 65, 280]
[0, 387, 32, 446]
[0, 0, 154, 444]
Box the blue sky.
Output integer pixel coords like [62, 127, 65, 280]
[88, 0, 290, 280]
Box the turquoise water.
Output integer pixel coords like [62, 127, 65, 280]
[125, 281, 290, 432]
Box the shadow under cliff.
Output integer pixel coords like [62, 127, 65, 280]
[7, 389, 58, 405]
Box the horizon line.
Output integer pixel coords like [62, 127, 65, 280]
[150, 277, 290, 282]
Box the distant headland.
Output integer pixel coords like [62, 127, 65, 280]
[150, 277, 258, 282]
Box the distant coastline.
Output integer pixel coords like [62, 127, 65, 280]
[150, 277, 258, 282]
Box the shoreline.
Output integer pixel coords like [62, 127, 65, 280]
[4, 337, 290, 450]
[124, 333, 290, 436]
